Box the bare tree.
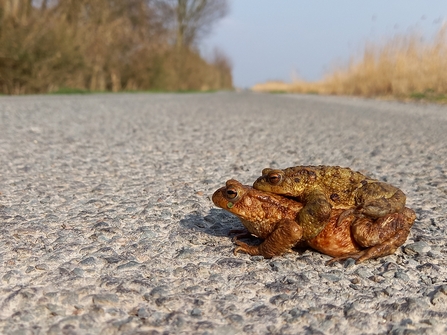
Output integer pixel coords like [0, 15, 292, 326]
[172, 0, 228, 49]
[40, 0, 48, 10]
[0, 0, 233, 94]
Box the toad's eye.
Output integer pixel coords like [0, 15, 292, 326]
[268, 173, 282, 185]
[225, 188, 238, 200]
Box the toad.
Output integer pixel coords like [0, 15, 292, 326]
[253, 165, 407, 239]
[212, 179, 415, 264]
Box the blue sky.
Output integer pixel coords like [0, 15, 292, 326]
[202, 0, 447, 88]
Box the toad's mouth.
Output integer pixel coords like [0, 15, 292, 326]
[282, 195, 300, 202]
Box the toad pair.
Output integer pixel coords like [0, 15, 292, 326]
[212, 165, 415, 264]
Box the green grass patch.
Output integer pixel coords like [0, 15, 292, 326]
[52, 87, 92, 94]
[48, 88, 224, 95]
[121, 89, 221, 94]
[269, 90, 288, 94]
[410, 90, 447, 102]
[410, 92, 426, 100]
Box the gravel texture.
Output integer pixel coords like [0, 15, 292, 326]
[0, 92, 446, 335]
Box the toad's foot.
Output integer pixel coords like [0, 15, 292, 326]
[229, 229, 253, 241]
[233, 240, 294, 257]
[336, 208, 355, 227]
[325, 242, 398, 265]
[325, 249, 389, 265]
[233, 218, 303, 258]
[233, 240, 261, 256]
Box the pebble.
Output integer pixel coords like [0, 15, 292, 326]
[116, 261, 140, 270]
[79, 257, 96, 265]
[147, 286, 168, 299]
[319, 273, 341, 282]
[395, 271, 410, 281]
[137, 307, 150, 319]
[92, 294, 119, 305]
[343, 258, 356, 268]
[269, 294, 289, 305]
[35, 264, 49, 271]
[354, 268, 373, 279]
[25, 266, 35, 273]
[381, 270, 396, 279]
[404, 241, 431, 255]
[191, 308, 202, 317]
[215, 258, 246, 269]
[430, 286, 447, 305]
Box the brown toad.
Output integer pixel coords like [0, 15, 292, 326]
[253, 165, 407, 239]
[212, 179, 415, 263]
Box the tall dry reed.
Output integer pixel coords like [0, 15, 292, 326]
[253, 26, 447, 101]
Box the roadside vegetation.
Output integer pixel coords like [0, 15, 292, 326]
[0, 0, 232, 95]
[253, 26, 447, 103]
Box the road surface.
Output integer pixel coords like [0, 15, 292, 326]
[1, 92, 446, 334]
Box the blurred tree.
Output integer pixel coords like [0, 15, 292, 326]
[0, 0, 32, 22]
[40, 0, 48, 10]
[0, 0, 233, 94]
[173, 0, 228, 49]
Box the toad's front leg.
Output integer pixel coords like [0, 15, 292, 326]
[233, 219, 303, 258]
[299, 189, 332, 239]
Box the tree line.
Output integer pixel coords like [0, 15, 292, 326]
[0, 0, 232, 94]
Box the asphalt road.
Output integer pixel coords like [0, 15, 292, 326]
[0, 92, 446, 334]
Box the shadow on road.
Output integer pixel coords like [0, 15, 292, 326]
[179, 209, 269, 252]
[178, 208, 320, 257]
[179, 208, 243, 237]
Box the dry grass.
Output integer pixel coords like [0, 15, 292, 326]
[253, 26, 447, 102]
[0, 0, 233, 94]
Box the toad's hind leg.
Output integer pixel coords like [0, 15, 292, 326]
[355, 181, 406, 218]
[326, 229, 410, 265]
[233, 219, 303, 258]
[328, 208, 416, 265]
